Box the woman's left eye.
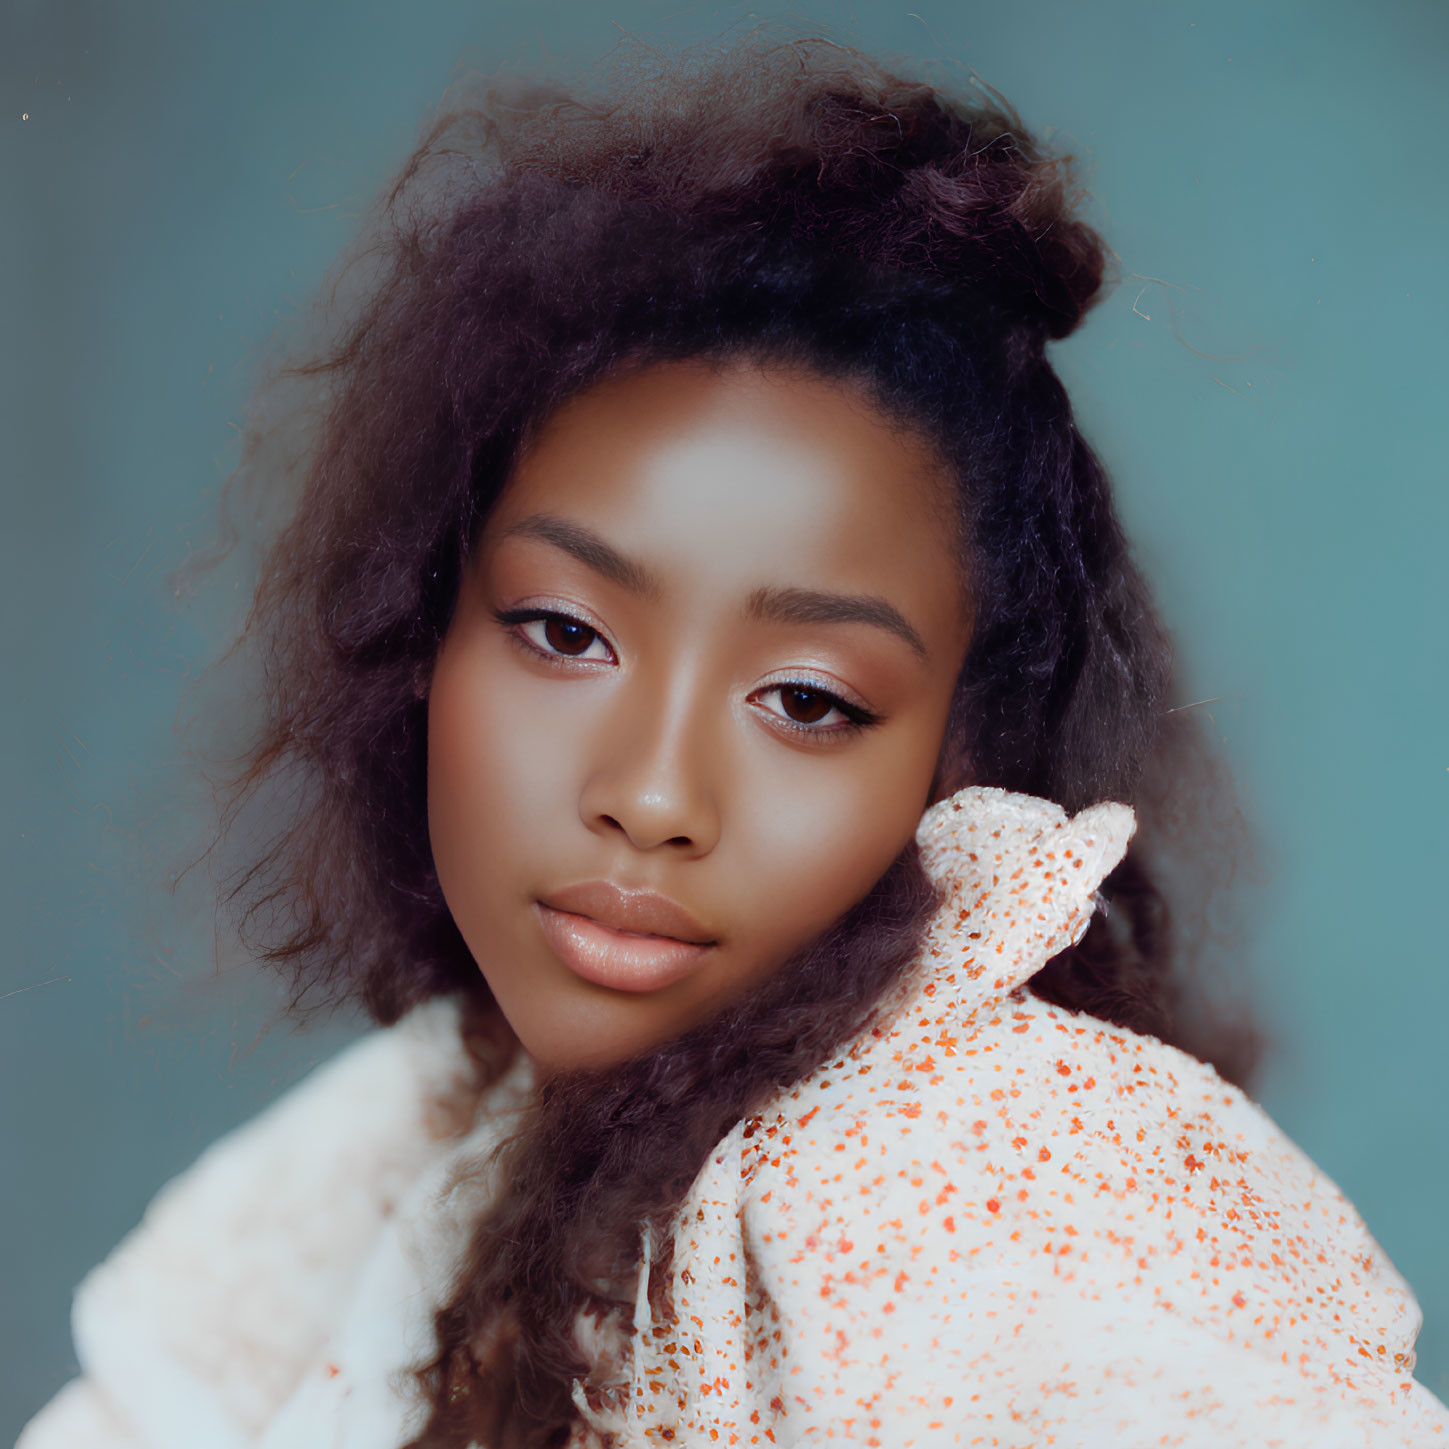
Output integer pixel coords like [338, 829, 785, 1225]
[754, 683, 875, 734]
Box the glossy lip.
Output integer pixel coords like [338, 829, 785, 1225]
[535, 880, 717, 994]
[543, 880, 715, 943]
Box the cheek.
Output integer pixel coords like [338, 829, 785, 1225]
[726, 730, 938, 965]
[426, 638, 577, 904]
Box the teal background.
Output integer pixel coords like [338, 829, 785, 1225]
[3, 0, 1445, 1436]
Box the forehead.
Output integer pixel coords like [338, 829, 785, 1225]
[492, 358, 965, 602]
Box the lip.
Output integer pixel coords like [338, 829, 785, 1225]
[536, 881, 717, 994]
[543, 880, 715, 943]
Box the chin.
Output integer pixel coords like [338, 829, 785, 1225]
[509, 1009, 666, 1078]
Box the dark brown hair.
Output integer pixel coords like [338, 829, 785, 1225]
[206, 34, 1255, 1448]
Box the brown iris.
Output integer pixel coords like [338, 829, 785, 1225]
[545, 617, 597, 656]
[780, 687, 832, 723]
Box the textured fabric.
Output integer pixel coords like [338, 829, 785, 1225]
[569, 789, 1449, 1446]
[17, 786, 1449, 1448]
[17, 995, 539, 1449]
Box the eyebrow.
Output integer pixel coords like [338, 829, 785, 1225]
[502, 512, 929, 660]
[502, 514, 663, 598]
[744, 585, 929, 660]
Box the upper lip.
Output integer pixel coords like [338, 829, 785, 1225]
[540, 880, 716, 945]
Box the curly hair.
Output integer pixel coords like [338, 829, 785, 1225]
[205, 33, 1257, 1448]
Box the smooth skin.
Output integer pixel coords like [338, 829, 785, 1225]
[427, 357, 973, 1072]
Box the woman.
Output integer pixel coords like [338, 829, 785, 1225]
[19, 35, 1448, 1449]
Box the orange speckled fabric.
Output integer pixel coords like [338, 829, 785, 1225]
[569, 787, 1449, 1447]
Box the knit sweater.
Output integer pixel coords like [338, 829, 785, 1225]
[16, 787, 1449, 1448]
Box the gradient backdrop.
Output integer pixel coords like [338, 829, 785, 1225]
[3, 0, 1446, 1436]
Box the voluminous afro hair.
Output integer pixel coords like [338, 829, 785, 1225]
[202, 34, 1255, 1448]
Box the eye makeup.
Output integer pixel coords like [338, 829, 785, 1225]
[493, 604, 617, 667]
[492, 604, 883, 740]
[748, 671, 881, 739]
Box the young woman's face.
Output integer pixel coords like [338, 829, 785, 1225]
[428, 358, 972, 1072]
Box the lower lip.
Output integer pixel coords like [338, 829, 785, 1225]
[536, 904, 711, 993]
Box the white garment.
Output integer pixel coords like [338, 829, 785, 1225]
[17, 787, 1449, 1447]
[17, 993, 536, 1449]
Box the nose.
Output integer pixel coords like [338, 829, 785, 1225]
[577, 669, 723, 856]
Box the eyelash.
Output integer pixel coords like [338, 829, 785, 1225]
[491, 606, 882, 739]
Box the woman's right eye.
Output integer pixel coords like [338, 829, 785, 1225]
[495, 608, 615, 663]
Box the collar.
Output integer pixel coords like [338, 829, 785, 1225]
[910, 785, 1136, 1019]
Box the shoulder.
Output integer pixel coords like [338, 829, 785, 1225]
[729, 992, 1443, 1442]
[86, 992, 483, 1292]
[45, 993, 510, 1446]
[652, 786, 1449, 1442]
[742, 987, 1406, 1305]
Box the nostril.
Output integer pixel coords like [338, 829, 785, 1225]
[599, 814, 694, 849]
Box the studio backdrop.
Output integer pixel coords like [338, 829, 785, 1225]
[2, 0, 1445, 1438]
